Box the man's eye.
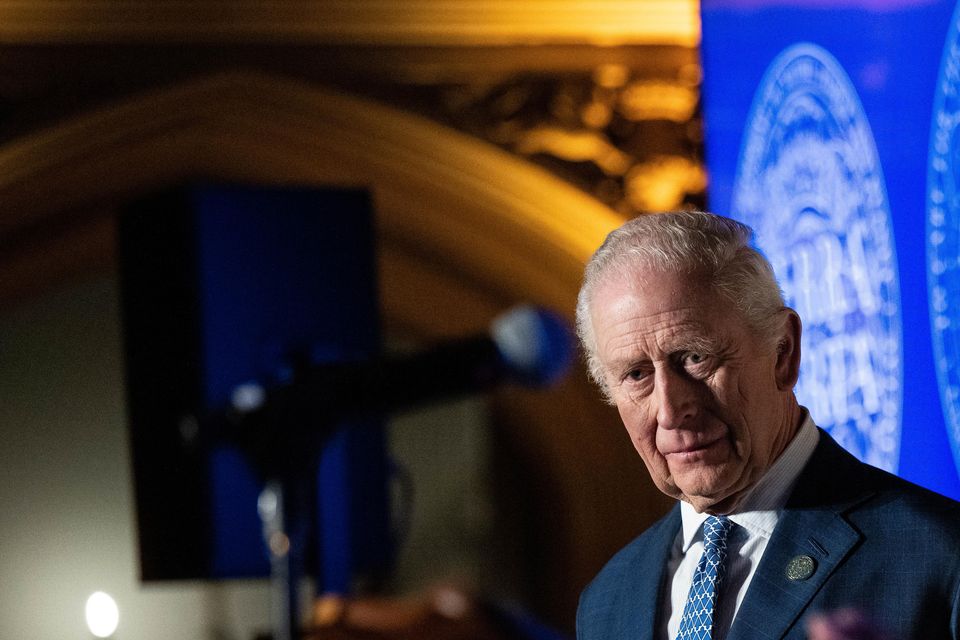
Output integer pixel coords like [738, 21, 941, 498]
[625, 368, 650, 382]
[682, 352, 714, 372]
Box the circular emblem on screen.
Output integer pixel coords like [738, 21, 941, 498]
[733, 42, 902, 472]
[927, 1, 960, 479]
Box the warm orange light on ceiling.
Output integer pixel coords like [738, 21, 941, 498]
[0, 0, 701, 46]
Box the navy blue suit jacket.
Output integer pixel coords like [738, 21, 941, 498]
[577, 431, 960, 640]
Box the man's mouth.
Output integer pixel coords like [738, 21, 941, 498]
[662, 437, 725, 461]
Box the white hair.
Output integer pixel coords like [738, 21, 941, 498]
[575, 210, 786, 402]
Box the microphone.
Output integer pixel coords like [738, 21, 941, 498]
[229, 305, 574, 422]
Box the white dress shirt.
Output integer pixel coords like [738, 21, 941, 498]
[661, 413, 820, 640]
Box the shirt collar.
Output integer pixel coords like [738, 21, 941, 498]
[678, 410, 819, 551]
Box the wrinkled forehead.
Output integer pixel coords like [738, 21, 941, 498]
[590, 265, 728, 328]
[590, 264, 755, 340]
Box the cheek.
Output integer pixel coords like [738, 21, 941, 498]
[712, 374, 754, 449]
[616, 401, 660, 457]
[728, 369, 778, 452]
[617, 401, 678, 495]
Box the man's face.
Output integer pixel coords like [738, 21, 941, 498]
[590, 267, 798, 513]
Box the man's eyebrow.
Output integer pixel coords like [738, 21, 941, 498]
[606, 353, 643, 367]
[605, 355, 651, 376]
[671, 334, 723, 354]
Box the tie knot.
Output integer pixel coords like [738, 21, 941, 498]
[703, 515, 734, 548]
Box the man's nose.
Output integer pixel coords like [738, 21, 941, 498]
[653, 367, 698, 429]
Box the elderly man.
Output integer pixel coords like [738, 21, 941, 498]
[574, 211, 960, 640]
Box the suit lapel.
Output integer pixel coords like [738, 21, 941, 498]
[726, 501, 860, 640]
[727, 431, 873, 640]
[623, 505, 681, 640]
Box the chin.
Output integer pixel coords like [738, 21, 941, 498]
[675, 472, 740, 505]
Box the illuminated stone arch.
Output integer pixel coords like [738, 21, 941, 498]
[0, 70, 623, 330]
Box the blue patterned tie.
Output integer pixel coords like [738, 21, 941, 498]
[675, 515, 735, 640]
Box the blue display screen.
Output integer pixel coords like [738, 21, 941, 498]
[194, 186, 391, 586]
[701, 0, 960, 498]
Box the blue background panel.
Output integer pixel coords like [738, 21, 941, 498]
[120, 185, 393, 588]
[700, 0, 960, 498]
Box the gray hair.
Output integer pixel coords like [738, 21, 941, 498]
[575, 210, 786, 401]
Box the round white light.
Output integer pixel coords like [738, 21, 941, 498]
[85, 591, 119, 638]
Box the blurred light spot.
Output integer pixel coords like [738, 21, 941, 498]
[581, 101, 613, 128]
[594, 64, 630, 89]
[432, 586, 471, 619]
[85, 592, 119, 638]
[619, 81, 699, 122]
[626, 156, 707, 211]
[231, 382, 265, 413]
[269, 532, 291, 557]
[313, 593, 346, 627]
[516, 127, 633, 175]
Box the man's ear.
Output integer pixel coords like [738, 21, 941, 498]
[774, 309, 802, 391]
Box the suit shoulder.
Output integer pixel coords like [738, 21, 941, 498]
[580, 508, 680, 608]
[578, 507, 678, 636]
[803, 431, 960, 536]
[585, 508, 677, 588]
[857, 464, 960, 532]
